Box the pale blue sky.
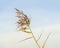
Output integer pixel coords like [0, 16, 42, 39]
[0, 0, 60, 33]
[0, 0, 60, 48]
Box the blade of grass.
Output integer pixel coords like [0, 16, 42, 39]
[42, 33, 51, 48]
[17, 30, 32, 34]
[23, 31, 32, 34]
[37, 32, 42, 41]
[18, 37, 32, 43]
[29, 26, 41, 48]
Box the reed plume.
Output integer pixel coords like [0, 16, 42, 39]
[15, 8, 51, 48]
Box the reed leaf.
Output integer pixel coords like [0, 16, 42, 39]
[23, 31, 32, 34]
[18, 37, 32, 43]
[37, 32, 42, 41]
[42, 33, 51, 48]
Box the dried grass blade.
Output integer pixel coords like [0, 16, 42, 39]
[37, 32, 42, 41]
[23, 31, 32, 34]
[17, 30, 32, 34]
[18, 37, 32, 43]
[42, 33, 51, 48]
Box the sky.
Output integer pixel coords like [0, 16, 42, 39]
[0, 0, 60, 48]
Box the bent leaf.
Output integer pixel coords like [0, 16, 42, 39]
[37, 32, 42, 41]
[23, 31, 32, 34]
[18, 37, 32, 43]
[42, 33, 51, 48]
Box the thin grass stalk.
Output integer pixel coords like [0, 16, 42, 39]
[42, 33, 51, 48]
[37, 32, 42, 41]
[18, 37, 32, 43]
[29, 26, 41, 48]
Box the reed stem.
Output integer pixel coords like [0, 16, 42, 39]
[29, 26, 40, 48]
